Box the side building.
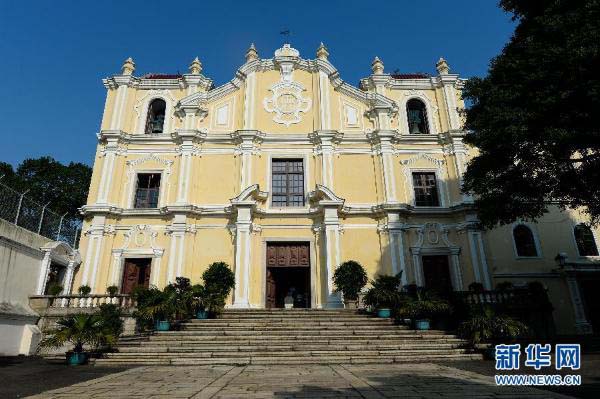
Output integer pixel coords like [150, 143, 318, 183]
[74, 43, 599, 335]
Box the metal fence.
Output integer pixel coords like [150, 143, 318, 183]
[0, 181, 81, 248]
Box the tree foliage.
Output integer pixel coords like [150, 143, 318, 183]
[0, 157, 92, 217]
[462, 0, 600, 227]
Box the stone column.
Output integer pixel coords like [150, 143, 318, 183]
[166, 214, 189, 284]
[61, 261, 76, 295]
[97, 135, 120, 204]
[370, 129, 398, 203]
[322, 203, 343, 308]
[36, 250, 52, 295]
[80, 216, 109, 293]
[310, 130, 341, 189]
[466, 227, 492, 290]
[233, 130, 264, 190]
[173, 128, 204, 204]
[386, 212, 407, 285]
[232, 204, 253, 308]
[565, 273, 593, 334]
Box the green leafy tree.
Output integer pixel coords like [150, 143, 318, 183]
[0, 157, 92, 217]
[462, 0, 600, 227]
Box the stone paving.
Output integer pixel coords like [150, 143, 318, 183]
[26, 363, 573, 399]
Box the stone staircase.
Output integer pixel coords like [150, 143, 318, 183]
[94, 309, 481, 365]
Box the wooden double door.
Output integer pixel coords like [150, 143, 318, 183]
[421, 255, 453, 297]
[265, 242, 310, 308]
[121, 258, 152, 294]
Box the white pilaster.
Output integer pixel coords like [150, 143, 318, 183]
[61, 261, 76, 295]
[323, 206, 343, 308]
[565, 274, 593, 334]
[387, 213, 407, 285]
[370, 130, 398, 203]
[36, 251, 52, 295]
[232, 206, 252, 308]
[311, 130, 341, 189]
[467, 229, 492, 290]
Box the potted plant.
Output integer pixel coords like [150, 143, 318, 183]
[468, 282, 485, 293]
[46, 282, 64, 296]
[106, 285, 119, 297]
[78, 285, 91, 296]
[458, 305, 529, 358]
[333, 260, 368, 309]
[399, 290, 451, 330]
[202, 262, 235, 317]
[132, 286, 173, 331]
[192, 284, 208, 319]
[38, 313, 118, 365]
[363, 273, 403, 318]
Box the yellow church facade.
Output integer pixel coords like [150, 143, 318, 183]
[74, 43, 600, 334]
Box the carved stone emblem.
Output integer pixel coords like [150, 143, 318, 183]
[263, 44, 311, 127]
[264, 81, 311, 127]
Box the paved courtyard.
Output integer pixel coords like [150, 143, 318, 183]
[23, 363, 575, 399]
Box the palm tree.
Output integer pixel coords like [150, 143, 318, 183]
[38, 313, 118, 353]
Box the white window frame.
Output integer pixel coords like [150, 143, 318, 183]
[408, 168, 445, 208]
[399, 95, 437, 135]
[266, 154, 310, 212]
[129, 170, 164, 209]
[135, 93, 175, 135]
[511, 222, 542, 259]
[571, 222, 600, 259]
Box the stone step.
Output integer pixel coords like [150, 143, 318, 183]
[152, 329, 453, 336]
[145, 334, 460, 342]
[116, 342, 466, 352]
[179, 325, 407, 332]
[94, 353, 482, 366]
[183, 320, 396, 326]
[106, 348, 474, 358]
[120, 337, 466, 347]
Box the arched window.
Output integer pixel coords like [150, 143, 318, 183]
[406, 99, 429, 134]
[574, 224, 599, 256]
[513, 224, 538, 257]
[145, 99, 166, 134]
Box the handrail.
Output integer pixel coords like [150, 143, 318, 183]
[30, 294, 136, 309]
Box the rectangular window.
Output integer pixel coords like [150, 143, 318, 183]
[271, 159, 305, 207]
[134, 173, 161, 208]
[412, 172, 440, 207]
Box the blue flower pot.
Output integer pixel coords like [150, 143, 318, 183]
[377, 308, 391, 318]
[155, 320, 171, 331]
[67, 352, 88, 365]
[415, 319, 430, 330]
[196, 310, 208, 319]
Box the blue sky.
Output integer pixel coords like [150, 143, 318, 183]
[0, 0, 514, 167]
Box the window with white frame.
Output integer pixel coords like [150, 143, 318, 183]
[412, 172, 439, 206]
[145, 99, 166, 134]
[513, 224, 538, 257]
[406, 99, 430, 134]
[574, 224, 599, 256]
[271, 159, 305, 207]
[134, 173, 161, 208]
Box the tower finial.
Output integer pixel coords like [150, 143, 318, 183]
[371, 56, 384, 75]
[436, 57, 450, 75]
[316, 42, 329, 60]
[245, 43, 259, 62]
[189, 57, 202, 74]
[121, 57, 135, 76]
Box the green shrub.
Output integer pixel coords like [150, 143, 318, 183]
[78, 285, 91, 296]
[458, 305, 529, 345]
[398, 290, 451, 320]
[106, 285, 119, 297]
[47, 283, 64, 296]
[202, 262, 235, 315]
[98, 303, 124, 344]
[333, 260, 368, 301]
[363, 273, 403, 309]
[38, 313, 118, 354]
